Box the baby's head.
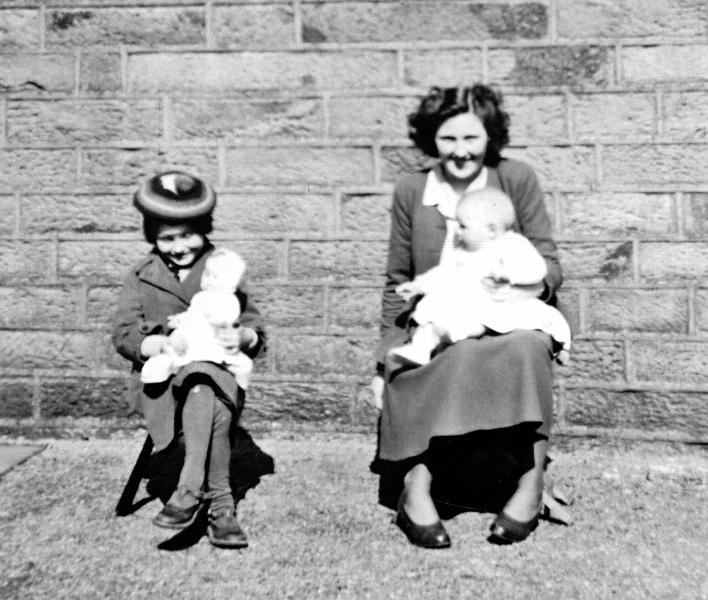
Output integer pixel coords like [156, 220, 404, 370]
[454, 188, 515, 251]
[200, 248, 246, 294]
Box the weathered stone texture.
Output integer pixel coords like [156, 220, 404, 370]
[0, 286, 83, 329]
[58, 241, 149, 283]
[557, 0, 708, 39]
[0, 241, 56, 282]
[40, 377, 130, 418]
[328, 96, 413, 139]
[587, 289, 688, 334]
[213, 5, 295, 48]
[558, 339, 626, 383]
[87, 286, 120, 328]
[559, 242, 634, 283]
[224, 147, 373, 186]
[301, 1, 547, 43]
[697, 290, 708, 334]
[556, 287, 580, 335]
[7, 100, 162, 145]
[0, 331, 103, 370]
[623, 45, 708, 82]
[79, 52, 122, 94]
[0, 149, 76, 192]
[340, 194, 391, 236]
[220, 241, 284, 280]
[0, 9, 40, 50]
[0, 380, 34, 418]
[562, 193, 676, 238]
[504, 94, 567, 143]
[21, 194, 139, 235]
[380, 146, 433, 184]
[273, 334, 373, 376]
[0, 196, 17, 235]
[249, 284, 325, 328]
[602, 144, 708, 186]
[0, 53, 74, 95]
[639, 242, 708, 283]
[328, 286, 382, 331]
[81, 148, 219, 188]
[564, 389, 707, 438]
[632, 340, 708, 385]
[46, 8, 205, 47]
[662, 92, 708, 141]
[685, 193, 708, 238]
[128, 51, 399, 93]
[215, 193, 335, 235]
[571, 93, 655, 141]
[172, 98, 323, 140]
[505, 146, 596, 191]
[289, 241, 388, 280]
[489, 46, 613, 87]
[403, 50, 483, 88]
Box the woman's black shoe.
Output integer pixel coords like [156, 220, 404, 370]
[488, 510, 539, 544]
[207, 509, 248, 549]
[395, 496, 451, 549]
[152, 501, 201, 529]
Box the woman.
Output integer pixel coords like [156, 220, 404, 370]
[372, 85, 564, 548]
[112, 171, 266, 549]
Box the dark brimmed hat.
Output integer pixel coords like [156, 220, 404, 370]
[134, 171, 216, 221]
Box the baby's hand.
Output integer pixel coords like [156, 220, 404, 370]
[167, 313, 185, 330]
[140, 334, 171, 358]
[168, 333, 188, 356]
[395, 281, 423, 302]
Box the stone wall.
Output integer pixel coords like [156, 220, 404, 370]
[0, 0, 706, 441]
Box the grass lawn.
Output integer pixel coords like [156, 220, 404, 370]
[0, 432, 706, 600]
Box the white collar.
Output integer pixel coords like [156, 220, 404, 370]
[422, 164, 488, 219]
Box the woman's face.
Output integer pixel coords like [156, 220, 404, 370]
[435, 112, 489, 183]
[155, 223, 205, 269]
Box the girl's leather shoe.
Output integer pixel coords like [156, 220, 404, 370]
[396, 495, 451, 549]
[207, 509, 248, 549]
[488, 510, 539, 544]
[152, 501, 201, 529]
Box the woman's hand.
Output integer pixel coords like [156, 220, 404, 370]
[395, 281, 424, 302]
[140, 334, 171, 358]
[362, 375, 385, 411]
[481, 277, 545, 302]
[215, 325, 257, 354]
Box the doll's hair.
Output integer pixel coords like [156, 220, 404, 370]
[456, 187, 516, 229]
[407, 84, 510, 165]
[142, 214, 213, 245]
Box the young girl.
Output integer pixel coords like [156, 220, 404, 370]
[111, 171, 266, 549]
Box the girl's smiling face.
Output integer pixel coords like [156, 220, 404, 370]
[155, 223, 205, 269]
[435, 112, 489, 183]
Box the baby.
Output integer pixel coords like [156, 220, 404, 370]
[389, 187, 571, 366]
[141, 248, 253, 388]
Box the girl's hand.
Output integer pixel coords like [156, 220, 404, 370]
[140, 334, 171, 358]
[215, 325, 257, 354]
[395, 281, 423, 302]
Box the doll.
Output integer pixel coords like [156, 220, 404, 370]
[141, 248, 253, 389]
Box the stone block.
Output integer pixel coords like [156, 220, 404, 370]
[340, 193, 391, 236]
[638, 242, 708, 283]
[249, 284, 325, 328]
[301, 1, 547, 43]
[632, 340, 708, 385]
[21, 194, 139, 235]
[0, 286, 83, 329]
[380, 146, 433, 184]
[0, 196, 17, 235]
[504, 94, 567, 143]
[128, 51, 399, 93]
[213, 4, 295, 48]
[58, 241, 149, 284]
[273, 333, 374, 376]
[559, 242, 634, 283]
[172, 98, 323, 140]
[0, 53, 74, 95]
[623, 45, 708, 83]
[214, 193, 335, 236]
[242, 381, 354, 426]
[87, 286, 120, 327]
[662, 92, 708, 141]
[571, 93, 655, 141]
[224, 147, 374, 186]
[587, 289, 689, 334]
[556, 287, 580, 335]
[79, 52, 122, 94]
[685, 193, 708, 238]
[328, 96, 413, 139]
[489, 46, 613, 87]
[0, 379, 34, 418]
[46, 7, 205, 47]
[558, 339, 626, 383]
[219, 241, 284, 280]
[7, 99, 162, 145]
[328, 286, 382, 331]
[562, 192, 676, 238]
[0, 331, 102, 370]
[558, 0, 707, 39]
[289, 240, 388, 280]
[564, 388, 707, 439]
[0, 149, 76, 192]
[40, 377, 130, 418]
[0, 9, 40, 50]
[0, 241, 56, 283]
[697, 289, 708, 334]
[403, 49, 483, 88]
[602, 144, 708, 186]
[81, 148, 219, 188]
[505, 146, 596, 190]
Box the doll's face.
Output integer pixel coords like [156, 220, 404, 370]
[201, 259, 240, 293]
[155, 224, 205, 269]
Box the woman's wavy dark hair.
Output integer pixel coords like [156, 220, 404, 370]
[142, 214, 213, 245]
[408, 84, 510, 166]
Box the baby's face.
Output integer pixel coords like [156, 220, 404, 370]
[454, 209, 506, 251]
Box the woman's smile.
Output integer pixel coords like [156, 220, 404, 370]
[435, 112, 489, 182]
